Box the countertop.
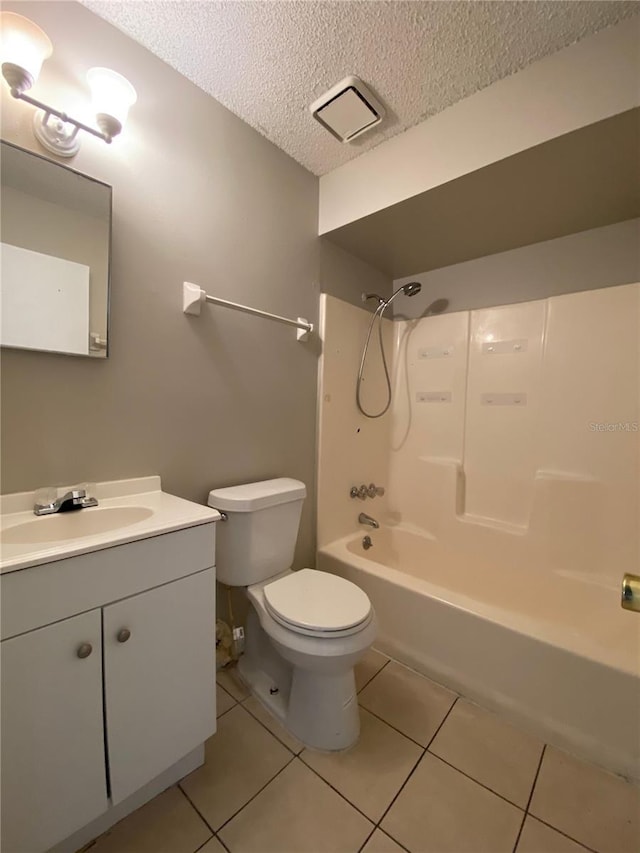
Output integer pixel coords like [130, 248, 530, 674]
[0, 476, 220, 574]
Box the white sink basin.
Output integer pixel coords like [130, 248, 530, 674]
[0, 476, 220, 574]
[2, 507, 154, 545]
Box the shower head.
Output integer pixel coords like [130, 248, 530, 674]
[362, 283, 422, 314]
[383, 281, 422, 309]
[402, 282, 422, 297]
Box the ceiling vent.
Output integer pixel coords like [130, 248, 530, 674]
[309, 76, 385, 143]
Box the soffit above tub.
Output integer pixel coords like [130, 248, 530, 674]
[81, 0, 638, 176]
[321, 108, 640, 278]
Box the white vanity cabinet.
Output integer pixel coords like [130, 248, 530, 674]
[0, 511, 217, 853]
[104, 570, 216, 804]
[1, 610, 108, 853]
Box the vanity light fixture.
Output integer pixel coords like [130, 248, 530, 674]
[0, 12, 136, 157]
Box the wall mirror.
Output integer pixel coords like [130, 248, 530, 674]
[0, 140, 112, 358]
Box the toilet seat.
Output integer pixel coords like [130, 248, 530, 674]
[263, 569, 372, 638]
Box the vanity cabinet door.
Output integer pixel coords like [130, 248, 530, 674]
[103, 568, 216, 804]
[1, 610, 108, 853]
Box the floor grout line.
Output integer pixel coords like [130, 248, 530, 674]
[298, 756, 377, 827]
[213, 831, 232, 853]
[178, 782, 218, 837]
[215, 705, 236, 722]
[524, 744, 546, 814]
[216, 692, 246, 705]
[511, 744, 546, 853]
[427, 751, 528, 812]
[373, 696, 460, 837]
[358, 703, 430, 749]
[373, 746, 427, 844]
[192, 834, 216, 853]
[368, 826, 412, 853]
[425, 696, 459, 751]
[239, 698, 303, 755]
[216, 667, 249, 704]
[357, 824, 378, 853]
[525, 815, 600, 853]
[356, 824, 411, 853]
[356, 656, 391, 694]
[214, 754, 297, 836]
[216, 682, 236, 700]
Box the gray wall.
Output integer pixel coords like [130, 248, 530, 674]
[393, 219, 640, 318]
[320, 239, 392, 311]
[0, 1, 322, 567]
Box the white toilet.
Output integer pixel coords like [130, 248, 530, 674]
[208, 478, 376, 751]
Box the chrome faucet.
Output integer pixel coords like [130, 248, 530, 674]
[358, 512, 379, 529]
[34, 489, 98, 516]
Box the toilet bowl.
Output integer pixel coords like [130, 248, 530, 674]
[241, 569, 376, 750]
[208, 479, 375, 751]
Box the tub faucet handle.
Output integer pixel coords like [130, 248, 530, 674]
[367, 483, 385, 498]
[350, 485, 368, 500]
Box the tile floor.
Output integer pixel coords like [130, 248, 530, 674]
[84, 650, 640, 853]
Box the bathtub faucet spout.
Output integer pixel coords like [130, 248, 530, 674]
[358, 512, 379, 529]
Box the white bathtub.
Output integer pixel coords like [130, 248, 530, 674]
[318, 526, 640, 782]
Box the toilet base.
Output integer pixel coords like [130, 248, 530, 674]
[238, 653, 360, 751]
[237, 606, 364, 751]
[287, 667, 360, 751]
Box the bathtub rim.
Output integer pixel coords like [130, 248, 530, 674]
[318, 539, 640, 783]
[319, 530, 640, 679]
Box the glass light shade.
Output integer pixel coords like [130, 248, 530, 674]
[0, 12, 52, 88]
[87, 67, 136, 131]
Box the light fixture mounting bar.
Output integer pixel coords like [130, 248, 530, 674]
[10, 88, 112, 143]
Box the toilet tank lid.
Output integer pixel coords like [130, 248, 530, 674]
[207, 478, 306, 512]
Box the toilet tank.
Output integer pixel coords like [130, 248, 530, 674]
[208, 478, 306, 586]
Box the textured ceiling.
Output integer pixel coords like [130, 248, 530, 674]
[83, 0, 639, 176]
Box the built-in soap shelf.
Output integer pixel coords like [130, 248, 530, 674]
[458, 511, 529, 534]
[416, 456, 598, 535]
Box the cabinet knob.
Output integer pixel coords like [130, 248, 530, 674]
[117, 628, 131, 643]
[77, 643, 93, 659]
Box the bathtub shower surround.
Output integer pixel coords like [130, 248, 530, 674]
[316, 296, 393, 546]
[389, 282, 639, 580]
[317, 282, 640, 781]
